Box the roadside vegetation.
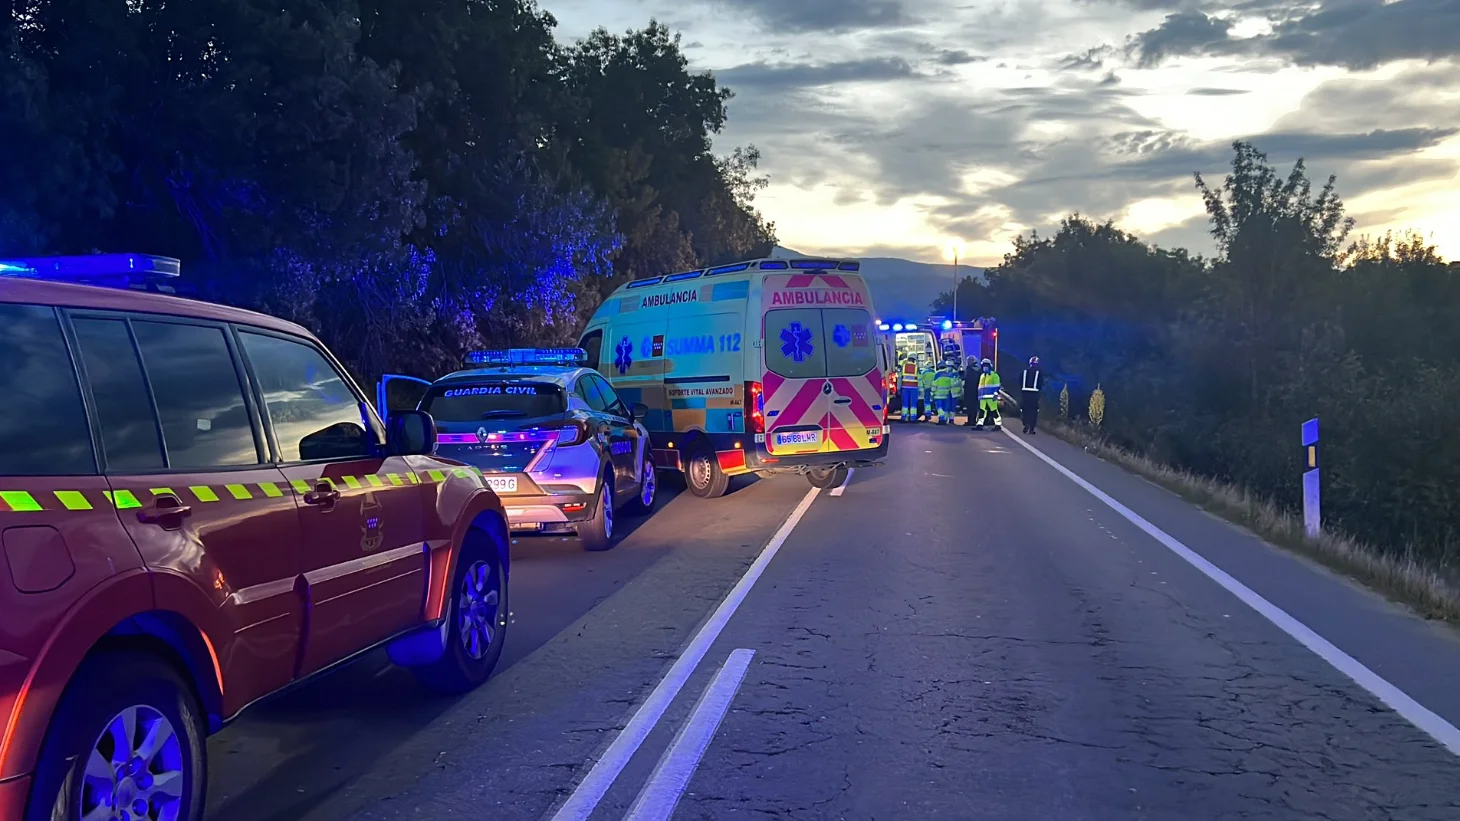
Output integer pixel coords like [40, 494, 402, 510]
[956, 142, 1460, 619]
[2, 2, 774, 384]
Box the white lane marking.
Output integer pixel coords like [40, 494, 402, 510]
[1001, 428, 1460, 756]
[829, 468, 855, 496]
[623, 649, 756, 821]
[548, 488, 820, 821]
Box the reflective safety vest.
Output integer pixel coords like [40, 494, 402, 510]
[902, 360, 920, 387]
[951, 375, 964, 397]
[1022, 369, 1042, 392]
[919, 369, 935, 392]
[932, 372, 954, 399]
[978, 371, 1001, 401]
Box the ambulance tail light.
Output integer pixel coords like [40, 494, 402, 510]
[746, 381, 766, 434]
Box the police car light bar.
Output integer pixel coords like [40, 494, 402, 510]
[0, 253, 182, 286]
[465, 348, 588, 367]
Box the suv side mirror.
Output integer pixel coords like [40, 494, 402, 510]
[388, 409, 437, 456]
[630, 402, 648, 421]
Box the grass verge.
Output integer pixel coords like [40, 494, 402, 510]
[1041, 417, 1460, 624]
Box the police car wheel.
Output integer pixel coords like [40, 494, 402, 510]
[27, 651, 207, 821]
[580, 474, 616, 552]
[806, 466, 848, 489]
[412, 527, 508, 694]
[624, 455, 657, 515]
[684, 445, 730, 499]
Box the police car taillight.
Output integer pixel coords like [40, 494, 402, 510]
[0, 253, 182, 291]
[552, 420, 591, 447]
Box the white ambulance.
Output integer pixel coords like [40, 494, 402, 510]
[579, 258, 891, 497]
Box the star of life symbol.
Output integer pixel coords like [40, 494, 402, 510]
[614, 336, 634, 374]
[780, 322, 815, 363]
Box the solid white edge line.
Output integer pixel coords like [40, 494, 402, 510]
[829, 468, 855, 496]
[548, 488, 821, 821]
[622, 648, 757, 821]
[1000, 427, 1460, 756]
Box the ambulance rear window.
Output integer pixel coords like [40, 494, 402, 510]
[422, 382, 565, 421]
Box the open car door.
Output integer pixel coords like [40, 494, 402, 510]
[376, 374, 432, 424]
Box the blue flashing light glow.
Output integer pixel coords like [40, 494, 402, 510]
[758, 260, 789, 270]
[942, 320, 953, 330]
[466, 348, 588, 367]
[789, 259, 838, 270]
[892, 323, 904, 331]
[707, 262, 751, 276]
[663, 270, 703, 282]
[878, 323, 891, 331]
[0, 253, 181, 285]
[626, 278, 662, 288]
[904, 324, 917, 330]
[837, 261, 860, 271]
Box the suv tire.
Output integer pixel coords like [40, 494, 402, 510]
[623, 454, 657, 515]
[412, 528, 508, 694]
[27, 651, 207, 821]
[579, 473, 616, 552]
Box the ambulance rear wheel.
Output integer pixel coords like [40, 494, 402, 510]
[685, 444, 729, 499]
[807, 466, 848, 489]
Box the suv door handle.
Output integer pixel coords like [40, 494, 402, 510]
[303, 483, 341, 507]
[138, 495, 192, 526]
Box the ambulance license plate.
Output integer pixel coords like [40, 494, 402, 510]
[774, 430, 820, 447]
[485, 476, 518, 493]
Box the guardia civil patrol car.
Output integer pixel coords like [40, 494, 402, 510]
[378, 349, 656, 551]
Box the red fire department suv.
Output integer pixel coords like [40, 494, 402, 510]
[0, 255, 510, 821]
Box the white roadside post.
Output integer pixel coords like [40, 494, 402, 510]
[1302, 417, 1320, 539]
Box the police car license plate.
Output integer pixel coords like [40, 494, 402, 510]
[485, 476, 518, 493]
[774, 430, 820, 447]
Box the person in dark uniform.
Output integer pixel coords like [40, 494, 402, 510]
[1020, 355, 1042, 434]
[961, 355, 980, 426]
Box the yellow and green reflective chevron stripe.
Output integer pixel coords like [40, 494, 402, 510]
[0, 466, 486, 512]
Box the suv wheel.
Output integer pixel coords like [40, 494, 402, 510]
[27, 652, 207, 821]
[807, 465, 849, 489]
[684, 444, 729, 499]
[623, 454, 657, 515]
[579, 474, 616, 552]
[412, 528, 508, 694]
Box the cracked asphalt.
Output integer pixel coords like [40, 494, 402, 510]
[203, 424, 1460, 821]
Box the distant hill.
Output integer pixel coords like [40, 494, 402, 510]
[770, 245, 985, 321]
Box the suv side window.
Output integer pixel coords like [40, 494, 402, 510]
[0, 304, 96, 475]
[575, 376, 607, 412]
[238, 331, 375, 462]
[590, 375, 628, 418]
[131, 320, 262, 469]
[71, 317, 166, 471]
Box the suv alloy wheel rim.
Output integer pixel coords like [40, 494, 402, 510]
[602, 483, 614, 539]
[641, 464, 655, 507]
[457, 560, 499, 660]
[83, 704, 186, 821]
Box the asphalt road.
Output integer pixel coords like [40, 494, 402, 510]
[205, 423, 1460, 820]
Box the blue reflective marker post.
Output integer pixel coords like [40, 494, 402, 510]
[1301, 417, 1320, 539]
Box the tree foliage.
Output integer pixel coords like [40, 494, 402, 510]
[1, 2, 773, 384]
[960, 140, 1460, 567]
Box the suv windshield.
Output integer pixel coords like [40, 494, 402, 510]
[422, 382, 565, 421]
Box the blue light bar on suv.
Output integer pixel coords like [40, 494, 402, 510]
[466, 348, 588, 367]
[0, 254, 181, 288]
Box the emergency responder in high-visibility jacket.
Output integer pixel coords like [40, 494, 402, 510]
[899, 357, 920, 421]
[932, 364, 955, 424]
[918, 364, 936, 422]
[974, 358, 1002, 430]
[950, 365, 965, 420]
[1021, 355, 1042, 434]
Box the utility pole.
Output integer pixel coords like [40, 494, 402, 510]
[951, 247, 959, 321]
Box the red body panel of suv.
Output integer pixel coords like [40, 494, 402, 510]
[0, 271, 509, 821]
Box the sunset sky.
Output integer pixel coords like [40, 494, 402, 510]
[543, 0, 1460, 266]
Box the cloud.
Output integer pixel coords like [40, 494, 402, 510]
[1127, 0, 1460, 70]
[711, 0, 912, 32]
[715, 57, 923, 91]
[1186, 87, 1248, 95]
